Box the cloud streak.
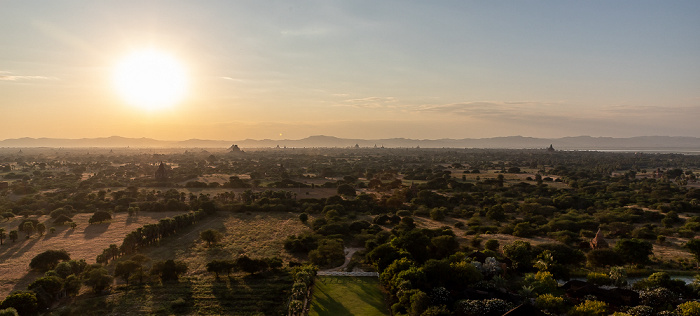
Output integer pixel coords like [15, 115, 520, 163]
[0, 71, 56, 81]
[337, 96, 399, 109]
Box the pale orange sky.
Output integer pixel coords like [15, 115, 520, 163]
[1, 1, 699, 141]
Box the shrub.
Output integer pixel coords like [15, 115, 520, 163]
[535, 293, 568, 314]
[484, 239, 500, 251]
[0, 308, 18, 316]
[298, 213, 308, 223]
[626, 305, 655, 316]
[587, 248, 624, 267]
[150, 259, 188, 282]
[199, 229, 222, 246]
[49, 207, 73, 219]
[308, 239, 344, 268]
[0, 291, 37, 316]
[83, 267, 113, 293]
[639, 287, 677, 309]
[568, 300, 608, 316]
[88, 211, 112, 224]
[677, 301, 700, 316]
[430, 207, 446, 221]
[29, 249, 70, 271]
[587, 272, 612, 286]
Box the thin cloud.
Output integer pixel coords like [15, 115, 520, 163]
[415, 101, 556, 117]
[338, 96, 399, 109]
[0, 71, 56, 81]
[602, 104, 698, 116]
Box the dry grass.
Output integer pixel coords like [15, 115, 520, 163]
[57, 212, 311, 315]
[154, 212, 311, 277]
[0, 212, 183, 298]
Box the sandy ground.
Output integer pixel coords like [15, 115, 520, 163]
[0, 211, 183, 298]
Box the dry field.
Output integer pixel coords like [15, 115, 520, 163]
[57, 212, 311, 315]
[144, 211, 312, 277]
[0, 211, 184, 298]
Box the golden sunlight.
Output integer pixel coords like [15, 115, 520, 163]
[113, 49, 187, 111]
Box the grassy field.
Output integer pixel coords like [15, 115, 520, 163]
[48, 211, 311, 315]
[309, 276, 389, 316]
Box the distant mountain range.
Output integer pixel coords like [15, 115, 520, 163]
[1, 135, 700, 151]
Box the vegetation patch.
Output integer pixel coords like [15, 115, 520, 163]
[309, 276, 389, 316]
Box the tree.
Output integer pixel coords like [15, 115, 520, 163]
[586, 249, 624, 267]
[23, 222, 34, 238]
[614, 238, 653, 265]
[199, 229, 222, 247]
[53, 214, 73, 225]
[83, 267, 113, 293]
[29, 249, 71, 271]
[206, 259, 236, 279]
[685, 239, 700, 262]
[115, 260, 141, 285]
[28, 276, 63, 305]
[484, 239, 500, 252]
[430, 235, 459, 258]
[0, 291, 38, 316]
[337, 184, 356, 196]
[8, 230, 17, 243]
[503, 240, 534, 271]
[308, 239, 345, 268]
[36, 223, 46, 237]
[151, 259, 187, 282]
[64, 275, 82, 296]
[89, 210, 112, 224]
[0, 228, 5, 245]
[298, 213, 308, 223]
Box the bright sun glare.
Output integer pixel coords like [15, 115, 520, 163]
[113, 49, 187, 111]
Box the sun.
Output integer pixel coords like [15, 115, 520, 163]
[113, 49, 187, 111]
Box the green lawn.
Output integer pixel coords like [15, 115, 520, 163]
[309, 276, 389, 316]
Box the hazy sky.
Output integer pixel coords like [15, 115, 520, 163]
[1, 1, 698, 140]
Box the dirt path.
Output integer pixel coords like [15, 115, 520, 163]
[320, 247, 363, 272]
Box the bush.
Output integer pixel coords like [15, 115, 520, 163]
[484, 239, 500, 251]
[150, 259, 188, 282]
[83, 267, 113, 293]
[308, 239, 344, 268]
[0, 308, 18, 316]
[49, 207, 73, 219]
[88, 211, 112, 224]
[587, 249, 624, 267]
[677, 301, 700, 316]
[430, 208, 446, 221]
[569, 300, 608, 316]
[199, 229, 222, 246]
[29, 249, 70, 271]
[0, 291, 37, 316]
[587, 272, 612, 286]
[535, 293, 568, 314]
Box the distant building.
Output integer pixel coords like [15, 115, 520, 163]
[229, 144, 244, 153]
[590, 228, 609, 249]
[155, 162, 168, 181]
[654, 168, 664, 178]
[547, 144, 555, 152]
